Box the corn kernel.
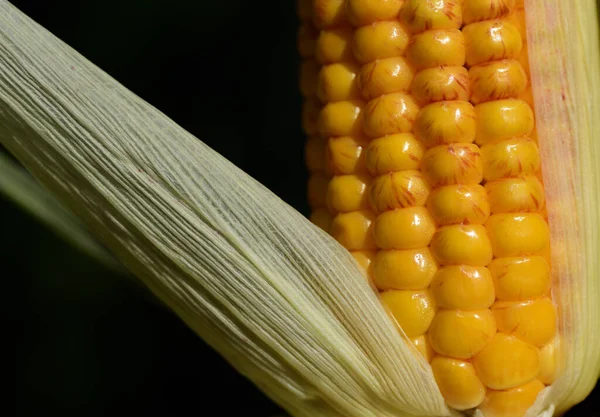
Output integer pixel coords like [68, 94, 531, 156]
[316, 28, 354, 64]
[485, 213, 550, 257]
[305, 137, 326, 173]
[430, 224, 493, 266]
[427, 184, 490, 225]
[463, 0, 516, 24]
[411, 335, 435, 362]
[474, 99, 534, 145]
[330, 210, 377, 250]
[362, 93, 419, 138]
[319, 100, 364, 137]
[481, 138, 541, 181]
[463, 20, 522, 67]
[421, 144, 482, 187]
[358, 57, 414, 100]
[373, 248, 438, 290]
[411, 66, 470, 105]
[430, 356, 486, 410]
[488, 256, 551, 301]
[485, 176, 545, 213]
[310, 207, 333, 232]
[538, 338, 559, 385]
[313, 0, 347, 29]
[414, 101, 476, 147]
[353, 21, 410, 64]
[479, 379, 545, 417]
[369, 171, 431, 213]
[300, 59, 319, 97]
[317, 62, 360, 103]
[428, 309, 497, 359]
[302, 99, 320, 135]
[351, 250, 377, 283]
[473, 333, 540, 390]
[298, 23, 318, 58]
[380, 289, 436, 337]
[400, 0, 463, 34]
[307, 173, 329, 208]
[326, 136, 368, 175]
[406, 29, 466, 70]
[365, 133, 425, 175]
[347, 0, 404, 27]
[373, 207, 436, 250]
[327, 174, 370, 213]
[492, 298, 557, 346]
[469, 59, 528, 104]
[430, 265, 495, 309]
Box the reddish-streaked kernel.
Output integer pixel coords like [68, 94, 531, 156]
[353, 21, 410, 64]
[479, 379, 545, 417]
[400, 0, 463, 34]
[327, 174, 370, 213]
[316, 28, 354, 64]
[300, 59, 319, 97]
[427, 184, 490, 225]
[330, 210, 378, 250]
[380, 289, 437, 337]
[485, 176, 545, 213]
[488, 256, 551, 301]
[492, 298, 557, 346]
[414, 101, 476, 147]
[421, 143, 483, 187]
[305, 137, 327, 173]
[474, 99, 534, 145]
[307, 173, 329, 208]
[365, 133, 425, 175]
[373, 248, 438, 290]
[430, 224, 494, 266]
[430, 265, 495, 309]
[369, 171, 431, 213]
[347, 0, 404, 26]
[411, 66, 470, 105]
[485, 213, 550, 257]
[406, 29, 466, 70]
[317, 62, 361, 103]
[463, 20, 522, 67]
[310, 207, 333, 232]
[298, 23, 318, 58]
[326, 136, 368, 175]
[462, 0, 516, 24]
[318, 100, 364, 137]
[373, 207, 437, 250]
[411, 335, 435, 362]
[312, 0, 348, 29]
[358, 57, 414, 100]
[431, 356, 486, 410]
[481, 138, 541, 181]
[362, 93, 419, 138]
[469, 59, 528, 104]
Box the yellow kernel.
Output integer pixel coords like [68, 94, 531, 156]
[474, 99, 534, 145]
[302, 99, 320, 135]
[411, 335, 435, 362]
[353, 21, 410, 64]
[469, 59, 528, 104]
[300, 59, 319, 97]
[421, 143, 483, 187]
[463, 0, 516, 24]
[463, 20, 522, 67]
[538, 339, 559, 385]
[428, 309, 497, 359]
[373, 207, 437, 250]
[297, 23, 317, 58]
[430, 265, 495, 309]
[502, 6, 527, 40]
[481, 138, 541, 181]
[317, 62, 361, 103]
[430, 356, 486, 410]
[316, 28, 354, 64]
[358, 57, 414, 100]
[318, 100, 364, 137]
[351, 250, 377, 288]
[369, 171, 431, 213]
[488, 256, 550, 301]
[313, 0, 347, 29]
[427, 184, 490, 225]
[430, 224, 493, 266]
[414, 101, 476, 147]
[326, 136, 368, 175]
[330, 210, 378, 250]
[406, 29, 465, 70]
[411, 66, 470, 105]
[492, 298, 557, 347]
[305, 137, 327, 173]
[362, 93, 419, 138]
[373, 248, 438, 290]
[380, 289, 436, 337]
[399, 0, 463, 34]
[307, 173, 329, 208]
[473, 333, 540, 390]
[479, 380, 545, 417]
[485, 176, 545, 213]
[485, 213, 550, 257]
[327, 174, 370, 213]
[347, 0, 404, 26]
[296, 0, 312, 21]
[365, 133, 425, 175]
[310, 208, 333, 232]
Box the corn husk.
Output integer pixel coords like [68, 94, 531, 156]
[0, 1, 597, 416]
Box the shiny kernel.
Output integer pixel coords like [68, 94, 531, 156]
[318, 100, 364, 137]
[430, 224, 493, 266]
[428, 309, 497, 359]
[317, 62, 361, 103]
[411, 66, 470, 105]
[365, 133, 425, 175]
[414, 101, 476, 147]
[488, 256, 550, 301]
[479, 380, 545, 417]
[347, 0, 404, 26]
[380, 289, 436, 337]
[369, 171, 431, 213]
[326, 136, 368, 175]
[481, 138, 541, 181]
[305, 137, 327, 173]
[302, 99, 320, 135]
[298, 24, 317, 58]
[538, 339, 559, 385]
[427, 184, 490, 225]
[351, 250, 377, 290]
[485, 176, 545, 213]
[469, 59, 528, 104]
[430, 265, 495, 309]
[421, 144, 482, 187]
[502, 6, 527, 40]
[411, 335, 435, 362]
[492, 298, 557, 346]
[353, 21, 410, 64]
[373, 248, 438, 290]
[300, 59, 319, 97]
[373, 207, 436, 250]
[330, 210, 377, 250]
[406, 29, 465, 70]
[399, 0, 463, 34]
[463, 20, 522, 67]
[316, 28, 354, 64]
[310, 208, 333, 232]
[327, 174, 370, 213]
[358, 57, 414, 100]
[430, 357, 486, 410]
[474, 99, 534, 145]
[473, 333, 540, 390]
[307, 173, 329, 208]
[362, 93, 419, 138]
[312, 0, 347, 29]
[463, 0, 516, 24]
[485, 213, 550, 257]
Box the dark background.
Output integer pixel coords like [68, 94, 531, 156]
[5, 1, 597, 416]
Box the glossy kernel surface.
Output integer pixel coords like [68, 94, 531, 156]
[363, 93, 419, 138]
[353, 21, 410, 64]
[474, 99, 534, 145]
[463, 20, 522, 67]
[365, 133, 425, 175]
[488, 256, 551, 301]
[469, 59, 528, 104]
[400, 0, 463, 34]
[421, 143, 483, 187]
[463, 0, 516, 24]
[431, 356, 486, 410]
[411, 66, 470, 105]
[316, 28, 354, 64]
[374, 207, 437, 250]
[492, 298, 557, 346]
[327, 174, 370, 213]
[358, 57, 414, 100]
[347, 0, 404, 26]
[481, 138, 541, 181]
[414, 101, 476, 147]
[317, 62, 360, 103]
[485, 213, 550, 257]
[430, 265, 495, 309]
[406, 29, 466, 70]
[479, 380, 545, 417]
[318, 100, 364, 137]
[380, 289, 437, 337]
[485, 176, 545, 213]
[373, 248, 438, 290]
[330, 210, 377, 250]
[430, 224, 493, 266]
[427, 184, 490, 225]
[369, 171, 431, 213]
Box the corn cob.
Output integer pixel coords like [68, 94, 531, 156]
[300, 1, 562, 415]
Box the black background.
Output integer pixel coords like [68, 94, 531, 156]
[5, 1, 598, 416]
